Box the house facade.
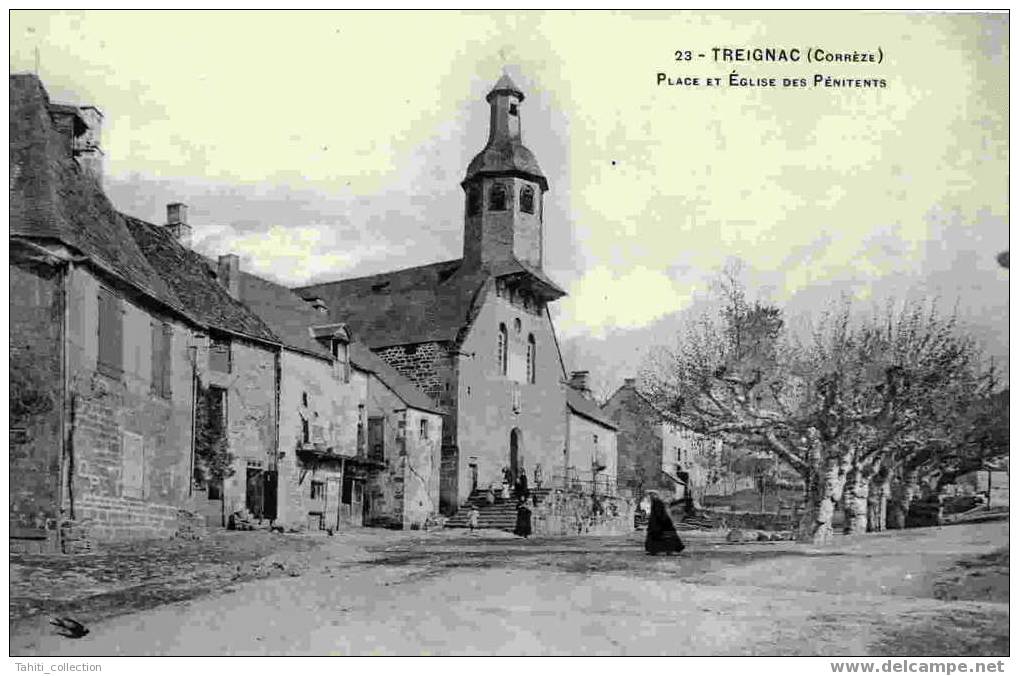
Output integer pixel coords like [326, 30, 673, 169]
[602, 378, 719, 501]
[10, 74, 203, 550]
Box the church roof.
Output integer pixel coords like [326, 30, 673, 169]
[464, 141, 547, 190]
[10, 74, 182, 312]
[294, 259, 489, 349]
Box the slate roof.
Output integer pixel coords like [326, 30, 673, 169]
[487, 73, 525, 101]
[295, 259, 490, 349]
[350, 342, 444, 415]
[567, 388, 618, 430]
[237, 271, 333, 359]
[9, 74, 181, 310]
[123, 215, 278, 344]
[464, 75, 547, 189]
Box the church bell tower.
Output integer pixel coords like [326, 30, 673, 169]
[461, 73, 548, 271]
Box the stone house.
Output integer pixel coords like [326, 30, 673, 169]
[601, 378, 720, 501]
[10, 74, 205, 550]
[294, 74, 620, 514]
[124, 215, 282, 527]
[236, 272, 444, 531]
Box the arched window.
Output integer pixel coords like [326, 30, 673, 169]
[489, 183, 507, 212]
[467, 185, 482, 216]
[520, 185, 535, 214]
[497, 323, 508, 376]
[526, 334, 536, 384]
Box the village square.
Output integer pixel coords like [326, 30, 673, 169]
[8, 11, 1009, 658]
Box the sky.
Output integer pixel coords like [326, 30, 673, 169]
[10, 11, 1009, 398]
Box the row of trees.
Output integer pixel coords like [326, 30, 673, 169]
[641, 269, 1008, 544]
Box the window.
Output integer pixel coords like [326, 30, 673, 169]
[489, 183, 507, 211]
[301, 416, 310, 444]
[332, 339, 350, 383]
[467, 185, 482, 216]
[301, 391, 308, 407]
[310, 481, 325, 500]
[205, 386, 228, 430]
[368, 416, 384, 460]
[497, 323, 508, 376]
[150, 321, 172, 399]
[520, 185, 535, 214]
[419, 418, 429, 440]
[509, 103, 519, 116]
[514, 317, 522, 334]
[97, 287, 123, 379]
[526, 334, 536, 384]
[209, 337, 231, 373]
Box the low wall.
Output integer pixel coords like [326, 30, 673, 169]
[680, 506, 799, 532]
[532, 490, 635, 536]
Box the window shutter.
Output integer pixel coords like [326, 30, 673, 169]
[161, 323, 173, 398]
[150, 321, 161, 395]
[98, 288, 123, 378]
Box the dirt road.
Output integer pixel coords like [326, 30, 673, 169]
[11, 521, 1008, 656]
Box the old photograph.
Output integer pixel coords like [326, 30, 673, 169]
[8, 9, 1009, 659]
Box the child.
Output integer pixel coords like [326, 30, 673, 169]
[467, 506, 480, 534]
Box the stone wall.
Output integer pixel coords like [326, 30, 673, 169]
[374, 341, 453, 405]
[601, 386, 676, 499]
[567, 409, 618, 495]
[531, 489, 635, 536]
[9, 259, 64, 547]
[61, 264, 196, 544]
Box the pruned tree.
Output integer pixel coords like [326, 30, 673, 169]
[642, 268, 989, 544]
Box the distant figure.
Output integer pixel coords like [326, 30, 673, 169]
[644, 493, 685, 556]
[501, 482, 511, 500]
[514, 500, 532, 538]
[485, 485, 496, 506]
[534, 463, 543, 490]
[467, 506, 480, 533]
[515, 468, 530, 500]
[502, 466, 513, 485]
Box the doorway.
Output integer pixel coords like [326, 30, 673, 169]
[509, 428, 522, 483]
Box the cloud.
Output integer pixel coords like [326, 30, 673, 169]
[558, 266, 696, 338]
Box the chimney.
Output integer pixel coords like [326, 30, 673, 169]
[76, 105, 104, 186]
[304, 297, 329, 315]
[165, 203, 193, 247]
[217, 254, 240, 298]
[569, 370, 591, 398]
[624, 377, 637, 389]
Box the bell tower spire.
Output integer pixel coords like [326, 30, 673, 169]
[462, 73, 548, 271]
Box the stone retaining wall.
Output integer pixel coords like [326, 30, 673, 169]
[532, 490, 635, 536]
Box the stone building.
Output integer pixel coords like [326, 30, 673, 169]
[10, 74, 203, 550]
[294, 74, 620, 514]
[602, 378, 719, 501]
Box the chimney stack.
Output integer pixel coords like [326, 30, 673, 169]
[76, 105, 104, 186]
[165, 203, 193, 247]
[624, 377, 636, 389]
[217, 254, 240, 298]
[569, 370, 591, 398]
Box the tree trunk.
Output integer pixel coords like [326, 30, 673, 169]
[867, 468, 891, 532]
[843, 466, 870, 535]
[887, 468, 919, 529]
[798, 453, 849, 545]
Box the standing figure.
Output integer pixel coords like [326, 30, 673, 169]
[467, 506, 480, 533]
[515, 466, 530, 501]
[534, 463, 544, 490]
[644, 492, 685, 556]
[514, 500, 532, 539]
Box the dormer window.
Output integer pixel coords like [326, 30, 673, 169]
[467, 185, 482, 216]
[520, 185, 535, 214]
[489, 183, 507, 212]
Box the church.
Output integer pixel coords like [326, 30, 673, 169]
[295, 74, 619, 515]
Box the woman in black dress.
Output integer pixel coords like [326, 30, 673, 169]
[514, 499, 532, 538]
[644, 493, 685, 555]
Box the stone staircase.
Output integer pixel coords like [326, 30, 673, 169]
[445, 488, 552, 532]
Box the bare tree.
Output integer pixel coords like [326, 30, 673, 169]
[642, 271, 987, 544]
